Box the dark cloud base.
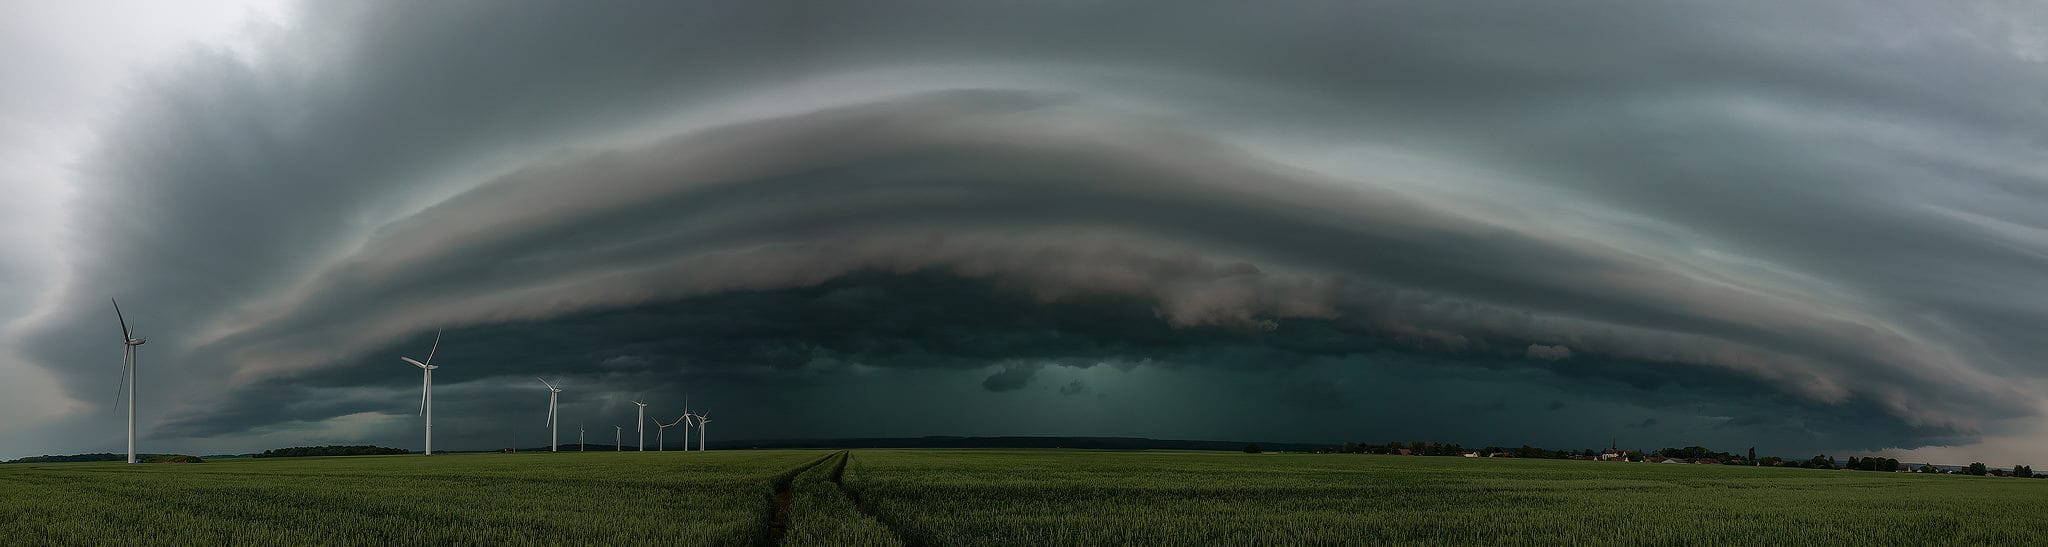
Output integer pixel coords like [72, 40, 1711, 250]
[162, 271, 1976, 453]
[16, 0, 2044, 461]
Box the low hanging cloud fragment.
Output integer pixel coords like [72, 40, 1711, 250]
[1525, 344, 1574, 362]
[981, 362, 1046, 393]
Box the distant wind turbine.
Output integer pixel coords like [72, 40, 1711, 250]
[579, 422, 586, 452]
[695, 411, 710, 451]
[538, 378, 561, 452]
[684, 397, 700, 452]
[399, 330, 442, 455]
[614, 425, 622, 451]
[110, 299, 146, 465]
[632, 401, 648, 451]
[655, 414, 687, 451]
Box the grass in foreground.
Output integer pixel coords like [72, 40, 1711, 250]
[783, 451, 902, 546]
[6, 448, 2046, 545]
[842, 449, 2048, 545]
[0, 450, 824, 545]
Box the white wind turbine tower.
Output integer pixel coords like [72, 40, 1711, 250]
[680, 397, 693, 451]
[110, 299, 146, 465]
[580, 422, 585, 452]
[694, 411, 710, 452]
[399, 330, 442, 455]
[614, 425, 622, 451]
[538, 378, 562, 452]
[655, 414, 686, 451]
[632, 401, 648, 451]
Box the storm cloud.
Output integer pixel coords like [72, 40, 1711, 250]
[3, 0, 2045, 462]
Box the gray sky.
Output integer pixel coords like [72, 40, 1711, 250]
[1, 0, 2045, 466]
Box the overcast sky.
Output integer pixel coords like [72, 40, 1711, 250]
[2, 1, 2045, 465]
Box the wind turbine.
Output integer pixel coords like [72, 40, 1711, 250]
[614, 425, 622, 451]
[694, 411, 710, 451]
[655, 414, 687, 451]
[110, 299, 145, 465]
[399, 330, 442, 455]
[580, 422, 585, 452]
[680, 396, 692, 451]
[632, 401, 648, 451]
[538, 378, 561, 452]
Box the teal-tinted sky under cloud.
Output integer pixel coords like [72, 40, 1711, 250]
[1, 1, 2045, 465]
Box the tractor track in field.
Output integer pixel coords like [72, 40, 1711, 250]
[766, 451, 915, 546]
[765, 452, 837, 546]
[828, 451, 917, 547]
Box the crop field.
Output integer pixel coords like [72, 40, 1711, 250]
[4, 449, 2047, 545]
[0, 450, 827, 545]
[844, 450, 2048, 544]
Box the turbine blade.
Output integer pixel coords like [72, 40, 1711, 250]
[111, 298, 131, 340]
[111, 347, 130, 411]
[536, 377, 555, 390]
[424, 329, 441, 366]
[402, 357, 429, 369]
[419, 371, 429, 415]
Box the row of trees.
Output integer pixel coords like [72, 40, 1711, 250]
[1652, 446, 1740, 461]
[254, 445, 411, 458]
[1723, 454, 1847, 469]
[1321, 441, 1624, 459]
[3, 453, 127, 464]
[1841, 456, 1901, 471]
[1957, 463, 2039, 477]
[1325, 441, 1475, 456]
[3, 453, 203, 464]
[1317, 442, 2043, 477]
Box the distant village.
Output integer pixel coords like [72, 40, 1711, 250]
[1312, 441, 2041, 477]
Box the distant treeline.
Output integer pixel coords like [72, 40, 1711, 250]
[1320, 441, 1618, 459]
[729, 436, 1330, 452]
[1318, 441, 2044, 476]
[4, 453, 203, 464]
[254, 445, 411, 458]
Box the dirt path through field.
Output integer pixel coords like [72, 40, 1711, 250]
[766, 453, 835, 545]
[830, 451, 915, 546]
[766, 451, 913, 546]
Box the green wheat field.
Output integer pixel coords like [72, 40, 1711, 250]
[4, 449, 2045, 545]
